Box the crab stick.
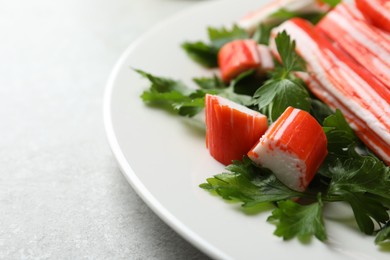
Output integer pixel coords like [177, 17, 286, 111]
[355, 0, 390, 33]
[237, 0, 330, 33]
[218, 39, 274, 82]
[316, 3, 390, 88]
[270, 18, 390, 164]
[248, 107, 327, 192]
[205, 94, 268, 165]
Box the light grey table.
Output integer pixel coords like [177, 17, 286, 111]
[0, 0, 211, 259]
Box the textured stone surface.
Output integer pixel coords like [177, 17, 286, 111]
[0, 0, 211, 259]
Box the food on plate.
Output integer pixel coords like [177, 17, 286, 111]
[205, 94, 268, 165]
[138, 0, 390, 247]
[218, 39, 274, 82]
[248, 106, 327, 191]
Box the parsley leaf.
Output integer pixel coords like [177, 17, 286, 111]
[310, 98, 333, 124]
[136, 69, 210, 117]
[141, 90, 205, 116]
[376, 222, 390, 245]
[182, 25, 249, 68]
[327, 157, 390, 199]
[252, 23, 274, 45]
[270, 8, 300, 20]
[195, 70, 267, 98]
[326, 154, 390, 230]
[267, 197, 327, 242]
[207, 25, 249, 50]
[181, 42, 218, 68]
[318, 110, 390, 235]
[220, 70, 256, 106]
[135, 69, 190, 93]
[270, 9, 327, 25]
[321, 109, 358, 161]
[323, 109, 356, 140]
[321, 0, 342, 8]
[274, 30, 306, 74]
[319, 109, 380, 176]
[194, 71, 255, 106]
[253, 78, 311, 122]
[193, 74, 226, 90]
[252, 32, 310, 122]
[138, 69, 254, 117]
[340, 191, 389, 235]
[251, 8, 327, 46]
[200, 157, 302, 208]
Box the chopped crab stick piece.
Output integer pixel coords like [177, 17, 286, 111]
[205, 94, 268, 165]
[270, 18, 390, 164]
[218, 39, 274, 82]
[355, 0, 390, 33]
[248, 107, 327, 192]
[316, 3, 390, 88]
[295, 72, 390, 165]
[237, 0, 330, 33]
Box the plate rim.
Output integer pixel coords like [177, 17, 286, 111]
[102, 2, 235, 259]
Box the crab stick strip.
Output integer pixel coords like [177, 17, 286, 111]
[316, 3, 390, 88]
[296, 72, 390, 165]
[205, 94, 268, 165]
[248, 107, 327, 192]
[218, 39, 274, 82]
[355, 0, 390, 33]
[270, 18, 390, 164]
[237, 0, 330, 33]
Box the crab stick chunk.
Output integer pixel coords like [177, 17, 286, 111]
[355, 0, 390, 33]
[205, 94, 268, 166]
[248, 107, 328, 191]
[218, 39, 274, 82]
[248, 107, 328, 192]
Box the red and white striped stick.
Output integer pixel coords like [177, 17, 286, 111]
[316, 3, 390, 88]
[355, 0, 390, 33]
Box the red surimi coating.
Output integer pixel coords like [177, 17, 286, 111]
[218, 39, 273, 82]
[205, 94, 268, 166]
[248, 107, 328, 192]
[316, 3, 390, 88]
[355, 0, 390, 33]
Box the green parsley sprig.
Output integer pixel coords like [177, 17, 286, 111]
[252, 31, 310, 122]
[137, 69, 253, 117]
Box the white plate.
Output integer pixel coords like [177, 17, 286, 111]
[103, 0, 389, 259]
